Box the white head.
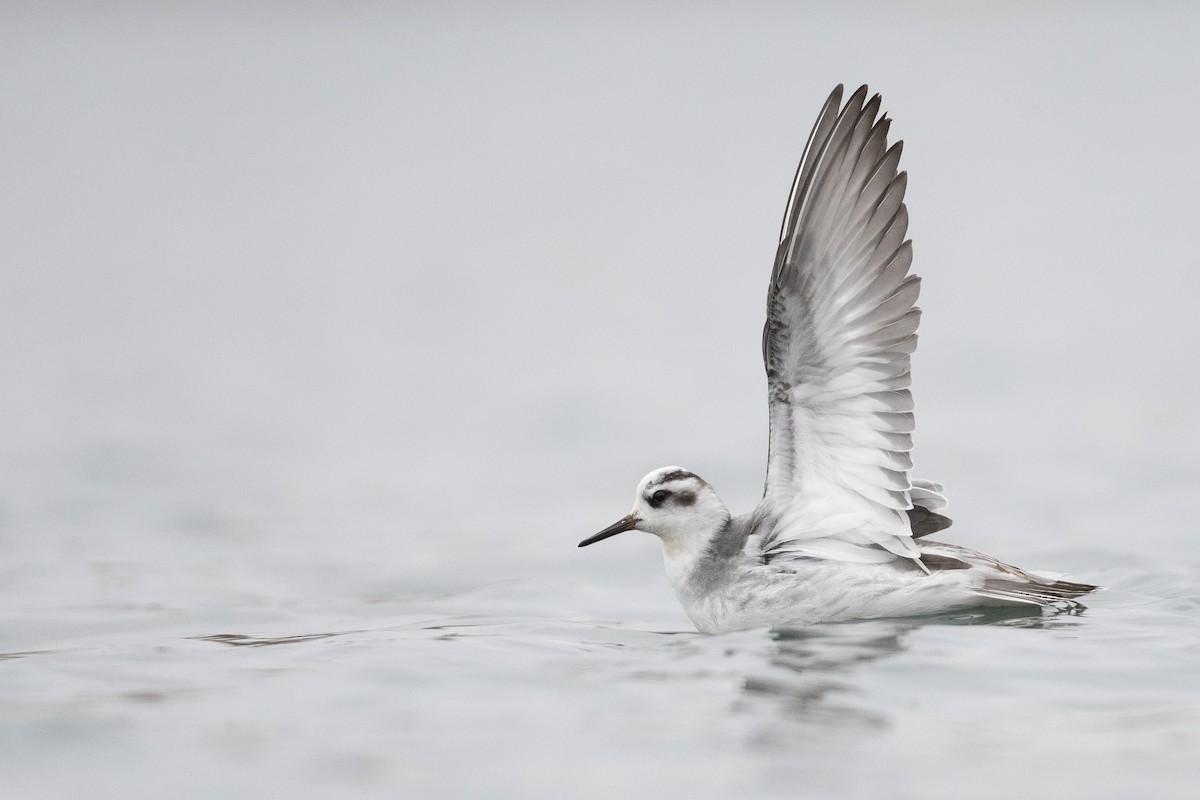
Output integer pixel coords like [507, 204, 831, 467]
[578, 466, 731, 551]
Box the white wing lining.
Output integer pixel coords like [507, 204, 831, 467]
[758, 85, 930, 569]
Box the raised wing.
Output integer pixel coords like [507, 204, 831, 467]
[757, 85, 943, 568]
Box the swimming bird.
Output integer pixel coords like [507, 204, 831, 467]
[578, 85, 1098, 633]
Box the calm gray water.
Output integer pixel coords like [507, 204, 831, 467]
[3, 4, 1199, 798]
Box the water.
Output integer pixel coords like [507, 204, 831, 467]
[3, 575, 1198, 798]
[3, 4, 1200, 798]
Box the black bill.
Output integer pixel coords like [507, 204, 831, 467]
[577, 514, 640, 547]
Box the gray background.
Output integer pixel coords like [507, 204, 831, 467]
[2, 3, 1198, 798]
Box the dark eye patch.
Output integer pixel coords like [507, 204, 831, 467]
[648, 487, 699, 509]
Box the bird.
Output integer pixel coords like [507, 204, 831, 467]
[578, 85, 1098, 634]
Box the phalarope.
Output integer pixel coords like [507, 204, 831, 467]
[579, 85, 1098, 633]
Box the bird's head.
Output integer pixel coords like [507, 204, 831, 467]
[578, 466, 730, 550]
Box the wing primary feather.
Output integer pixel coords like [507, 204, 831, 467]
[780, 85, 870, 265]
[778, 85, 844, 245]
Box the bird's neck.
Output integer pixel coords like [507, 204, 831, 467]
[658, 518, 731, 601]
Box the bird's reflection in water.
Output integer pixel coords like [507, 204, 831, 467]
[734, 604, 1084, 731]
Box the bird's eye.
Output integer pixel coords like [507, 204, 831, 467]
[651, 489, 671, 503]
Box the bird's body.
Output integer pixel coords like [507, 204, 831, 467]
[579, 86, 1098, 633]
